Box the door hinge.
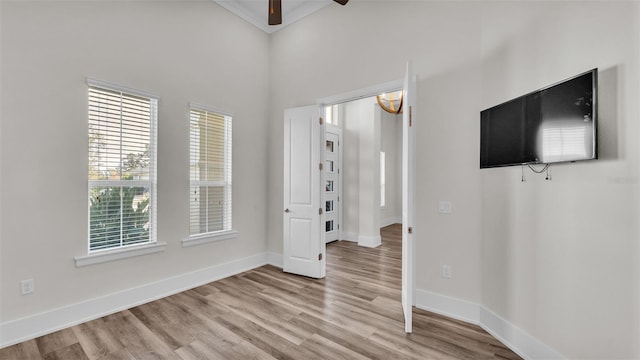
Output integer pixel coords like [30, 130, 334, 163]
[408, 226, 413, 234]
[337, 224, 339, 230]
[409, 106, 413, 127]
[319, 253, 323, 261]
[319, 208, 323, 215]
[319, 117, 324, 125]
[319, 162, 323, 171]
[338, 196, 340, 201]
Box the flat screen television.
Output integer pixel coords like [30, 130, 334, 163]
[480, 69, 597, 168]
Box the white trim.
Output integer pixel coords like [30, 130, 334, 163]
[214, 0, 274, 34]
[324, 124, 343, 247]
[479, 307, 565, 360]
[86, 77, 159, 100]
[357, 234, 381, 248]
[1, 253, 268, 348]
[75, 242, 167, 267]
[182, 230, 238, 247]
[415, 288, 480, 325]
[380, 216, 402, 228]
[317, 78, 403, 106]
[339, 231, 358, 242]
[415, 289, 566, 360]
[213, 0, 332, 34]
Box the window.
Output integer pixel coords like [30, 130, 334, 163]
[87, 80, 157, 252]
[325, 104, 339, 125]
[380, 151, 386, 207]
[189, 105, 232, 237]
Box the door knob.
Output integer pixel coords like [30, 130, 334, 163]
[284, 208, 291, 213]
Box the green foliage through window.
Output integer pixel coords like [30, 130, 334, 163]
[87, 81, 157, 252]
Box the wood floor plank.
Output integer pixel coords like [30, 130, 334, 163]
[368, 330, 458, 360]
[95, 348, 137, 360]
[214, 312, 317, 360]
[175, 338, 237, 360]
[128, 303, 195, 350]
[101, 311, 179, 360]
[72, 318, 125, 359]
[299, 333, 371, 360]
[0, 224, 522, 360]
[289, 312, 411, 360]
[231, 341, 279, 360]
[35, 328, 78, 356]
[0, 340, 41, 360]
[43, 343, 89, 360]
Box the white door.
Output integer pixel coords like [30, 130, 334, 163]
[283, 105, 326, 278]
[324, 127, 341, 243]
[402, 61, 416, 333]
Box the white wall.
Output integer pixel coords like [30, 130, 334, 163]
[479, 2, 640, 358]
[380, 110, 402, 227]
[340, 101, 360, 239]
[0, 0, 269, 327]
[340, 97, 386, 243]
[338, 98, 400, 241]
[357, 103, 381, 246]
[267, 1, 640, 358]
[268, 0, 485, 314]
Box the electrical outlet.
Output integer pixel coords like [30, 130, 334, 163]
[441, 265, 452, 279]
[21, 279, 34, 295]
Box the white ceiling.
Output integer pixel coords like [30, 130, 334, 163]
[213, 0, 334, 34]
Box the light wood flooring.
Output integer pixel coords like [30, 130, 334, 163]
[0, 224, 522, 359]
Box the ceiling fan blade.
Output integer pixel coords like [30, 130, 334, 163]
[333, 0, 348, 5]
[268, 0, 282, 25]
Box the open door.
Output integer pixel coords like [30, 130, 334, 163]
[283, 105, 326, 278]
[402, 61, 416, 333]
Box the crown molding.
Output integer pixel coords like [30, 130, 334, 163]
[213, 0, 332, 34]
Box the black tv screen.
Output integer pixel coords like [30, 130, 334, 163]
[480, 69, 597, 168]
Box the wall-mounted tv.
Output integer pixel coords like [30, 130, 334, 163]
[480, 69, 597, 169]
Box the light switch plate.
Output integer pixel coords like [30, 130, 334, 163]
[438, 200, 452, 214]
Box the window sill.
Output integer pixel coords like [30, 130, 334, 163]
[182, 230, 238, 247]
[74, 242, 167, 267]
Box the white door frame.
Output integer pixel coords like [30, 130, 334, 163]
[325, 124, 342, 243]
[317, 79, 404, 108]
[316, 75, 416, 330]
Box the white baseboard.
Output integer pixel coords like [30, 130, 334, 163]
[0, 253, 269, 349]
[358, 234, 381, 248]
[340, 232, 381, 247]
[380, 216, 402, 228]
[339, 231, 358, 242]
[479, 307, 565, 360]
[415, 288, 481, 325]
[415, 289, 565, 360]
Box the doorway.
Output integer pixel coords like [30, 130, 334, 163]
[322, 97, 402, 246]
[283, 62, 415, 332]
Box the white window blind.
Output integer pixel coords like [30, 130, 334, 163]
[88, 82, 157, 252]
[189, 106, 232, 236]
